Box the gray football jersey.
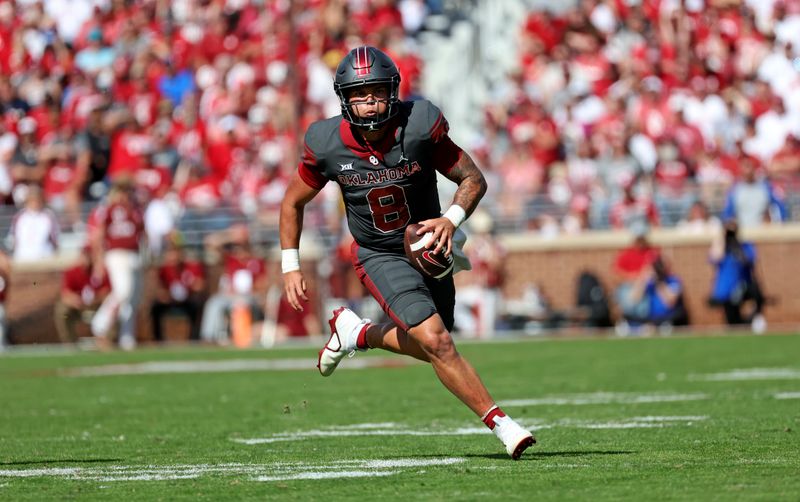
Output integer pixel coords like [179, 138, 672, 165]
[299, 99, 462, 252]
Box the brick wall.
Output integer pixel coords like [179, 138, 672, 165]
[498, 225, 800, 327]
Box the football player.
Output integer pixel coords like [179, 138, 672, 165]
[279, 46, 534, 459]
[90, 178, 145, 350]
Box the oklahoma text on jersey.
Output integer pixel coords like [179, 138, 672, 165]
[337, 161, 422, 186]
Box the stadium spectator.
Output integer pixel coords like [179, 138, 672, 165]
[676, 200, 722, 235]
[239, 142, 289, 226]
[721, 156, 787, 227]
[0, 120, 16, 201]
[612, 222, 660, 327]
[708, 219, 766, 333]
[767, 134, 800, 192]
[562, 194, 591, 235]
[616, 255, 689, 335]
[609, 176, 660, 231]
[105, 107, 155, 182]
[90, 179, 145, 350]
[150, 234, 205, 343]
[273, 294, 323, 343]
[75, 28, 116, 74]
[74, 100, 112, 201]
[7, 185, 59, 262]
[141, 171, 177, 257]
[654, 138, 694, 226]
[39, 131, 83, 228]
[175, 161, 234, 235]
[574, 270, 612, 329]
[454, 210, 506, 338]
[0, 250, 8, 349]
[54, 247, 111, 344]
[200, 225, 267, 344]
[10, 117, 45, 204]
[280, 46, 534, 459]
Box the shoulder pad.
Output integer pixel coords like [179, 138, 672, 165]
[405, 99, 450, 143]
[304, 117, 342, 164]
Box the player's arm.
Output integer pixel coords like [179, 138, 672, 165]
[444, 152, 488, 219]
[279, 173, 321, 311]
[418, 152, 487, 256]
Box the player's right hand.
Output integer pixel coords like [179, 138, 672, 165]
[283, 270, 308, 311]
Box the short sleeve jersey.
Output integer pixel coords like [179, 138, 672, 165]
[298, 100, 462, 253]
[98, 202, 144, 251]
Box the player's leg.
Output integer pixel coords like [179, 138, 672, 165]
[363, 322, 429, 362]
[405, 313, 494, 414]
[101, 250, 138, 348]
[334, 246, 535, 459]
[404, 312, 534, 459]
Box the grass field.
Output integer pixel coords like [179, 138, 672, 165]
[1, 333, 799, 501]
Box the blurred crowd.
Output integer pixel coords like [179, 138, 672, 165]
[480, 0, 799, 234]
[1, 0, 797, 250]
[0, 0, 432, 253]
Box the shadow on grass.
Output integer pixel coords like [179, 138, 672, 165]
[415, 450, 634, 461]
[0, 458, 122, 466]
[532, 450, 634, 458]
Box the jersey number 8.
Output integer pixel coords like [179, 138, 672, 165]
[366, 185, 410, 232]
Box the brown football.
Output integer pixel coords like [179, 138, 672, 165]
[403, 223, 454, 279]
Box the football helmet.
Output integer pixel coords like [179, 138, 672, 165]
[334, 46, 401, 130]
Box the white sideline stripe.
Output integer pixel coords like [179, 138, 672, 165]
[774, 392, 800, 399]
[689, 368, 800, 381]
[233, 416, 707, 445]
[60, 357, 417, 377]
[0, 458, 465, 482]
[500, 392, 708, 407]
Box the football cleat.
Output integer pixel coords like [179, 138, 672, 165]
[317, 307, 369, 377]
[492, 415, 536, 460]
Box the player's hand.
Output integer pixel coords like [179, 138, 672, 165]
[416, 217, 456, 257]
[283, 270, 308, 311]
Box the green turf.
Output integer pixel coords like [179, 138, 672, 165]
[1, 334, 799, 501]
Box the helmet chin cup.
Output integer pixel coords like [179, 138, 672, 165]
[341, 97, 398, 130]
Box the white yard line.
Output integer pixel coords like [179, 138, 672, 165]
[232, 416, 708, 444]
[500, 392, 708, 407]
[253, 470, 397, 481]
[0, 458, 465, 483]
[60, 357, 417, 377]
[689, 368, 800, 381]
[774, 391, 800, 399]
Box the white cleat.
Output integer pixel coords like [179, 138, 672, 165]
[492, 415, 536, 460]
[317, 307, 369, 377]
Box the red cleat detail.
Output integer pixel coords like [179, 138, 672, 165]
[511, 436, 536, 460]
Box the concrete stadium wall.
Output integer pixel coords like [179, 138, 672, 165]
[6, 224, 800, 344]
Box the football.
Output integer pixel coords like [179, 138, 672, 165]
[404, 223, 454, 279]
